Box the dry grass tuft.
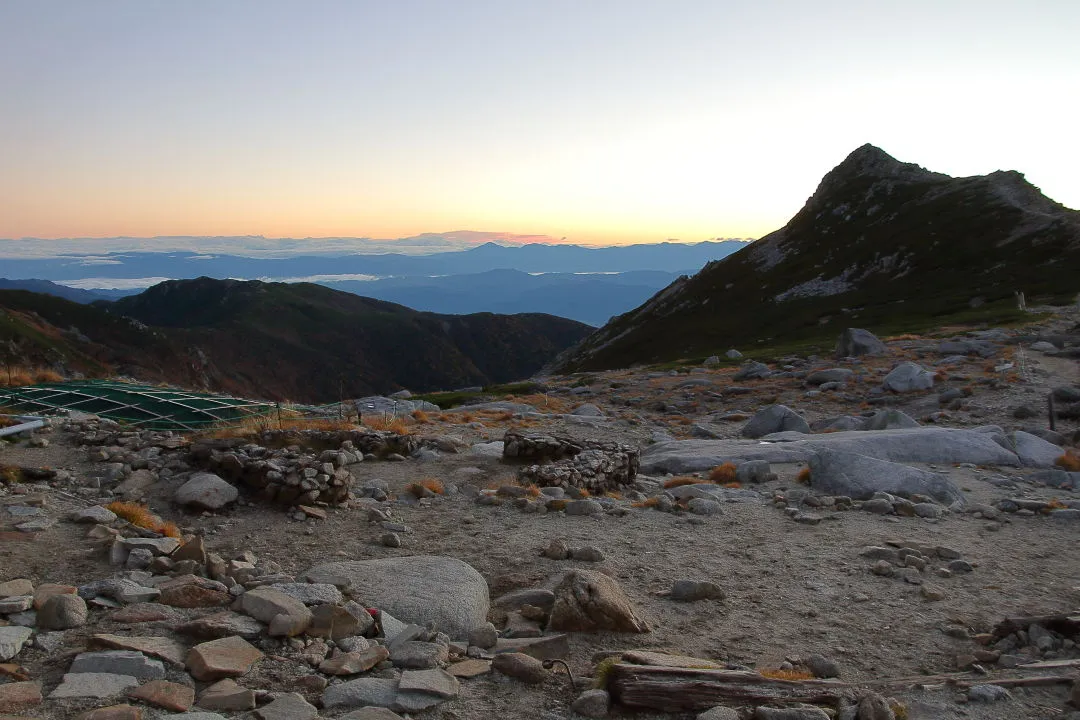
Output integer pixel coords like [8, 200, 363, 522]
[721, 481, 742, 489]
[0, 365, 64, 387]
[663, 476, 703, 489]
[525, 484, 541, 498]
[106, 501, 158, 528]
[1, 466, 24, 484]
[547, 498, 569, 512]
[796, 467, 811, 484]
[631, 497, 661, 509]
[1055, 450, 1080, 472]
[363, 416, 408, 434]
[419, 477, 445, 495]
[411, 410, 432, 424]
[708, 462, 738, 484]
[758, 668, 815, 681]
[105, 501, 180, 537]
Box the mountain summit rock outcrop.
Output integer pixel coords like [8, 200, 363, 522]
[552, 144, 1080, 372]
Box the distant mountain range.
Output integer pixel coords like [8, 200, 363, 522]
[0, 279, 591, 401]
[552, 144, 1080, 371]
[0, 240, 747, 282]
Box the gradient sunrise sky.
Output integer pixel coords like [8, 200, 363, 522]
[1, 0, 1077, 245]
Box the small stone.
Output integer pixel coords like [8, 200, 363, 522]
[920, 586, 945, 601]
[178, 610, 264, 640]
[32, 582, 77, 609]
[390, 641, 448, 669]
[805, 653, 840, 678]
[128, 679, 195, 711]
[186, 636, 264, 681]
[571, 545, 606, 562]
[968, 684, 1010, 702]
[197, 678, 256, 711]
[543, 539, 570, 560]
[90, 634, 186, 666]
[319, 646, 389, 675]
[337, 709, 405, 720]
[670, 580, 725, 602]
[78, 704, 143, 720]
[239, 586, 312, 636]
[381, 532, 401, 548]
[70, 650, 165, 680]
[571, 688, 611, 717]
[50, 673, 139, 699]
[254, 692, 318, 720]
[468, 622, 498, 649]
[0, 595, 33, 613]
[308, 602, 373, 640]
[697, 708, 740, 720]
[157, 575, 231, 609]
[491, 652, 547, 684]
[448, 659, 491, 678]
[0, 627, 33, 661]
[0, 579, 33, 597]
[398, 667, 460, 698]
[0, 680, 42, 713]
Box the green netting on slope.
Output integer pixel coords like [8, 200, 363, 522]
[0, 380, 275, 431]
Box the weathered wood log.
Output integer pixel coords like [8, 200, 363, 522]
[1017, 658, 1080, 670]
[993, 612, 1080, 638]
[608, 664, 848, 711]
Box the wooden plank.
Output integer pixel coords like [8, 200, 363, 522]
[608, 664, 846, 711]
[1017, 658, 1080, 670]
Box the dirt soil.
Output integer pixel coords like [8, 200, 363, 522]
[1, 307, 1079, 720]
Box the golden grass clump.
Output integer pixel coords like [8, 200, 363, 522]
[758, 668, 814, 681]
[525, 484, 541, 498]
[547, 498, 569, 511]
[419, 477, 445, 495]
[631, 496, 661, 509]
[708, 462, 737, 484]
[796, 467, 811, 484]
[1056, 450, 1080, 472]
[1, 466, 24, 484]
[1045, 498, 1069, 512]
[663, 476, 702, 489]
[363, 416, 409, 434]
[105, 501, 180, 538]
[411, 409, 432, 424]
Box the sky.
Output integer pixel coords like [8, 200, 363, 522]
[1, 0, 1078, 246]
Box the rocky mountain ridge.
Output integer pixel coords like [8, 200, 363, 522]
[553, 144, 1080, 372]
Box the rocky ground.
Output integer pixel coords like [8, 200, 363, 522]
[1, 307, 1079, 720]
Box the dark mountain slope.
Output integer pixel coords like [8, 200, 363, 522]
[107, 278, 591, 401]
[0, 278, 113, 304]
[552, 144, 1080, 371]
[1, 280, 590, 402]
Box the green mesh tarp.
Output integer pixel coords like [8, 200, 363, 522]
[0, 380, 275, 431]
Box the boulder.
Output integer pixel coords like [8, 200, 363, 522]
[883, 362, 934, 393]
[806, 368, 854, 385]
[548, 569, 649, 633]
[1009, 431, 1063, 468]
[174, 473, 238, 511]
[640, 427, 1020, 475]
[742, 405, 810, 439]
[733, 361, 772, 381]
[239, 587, 311, 637]
[835, 328, 886, 358]
[863, 409, 920, 431]
[808, 449, 963, 505]
[303, 555, 489, 639]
